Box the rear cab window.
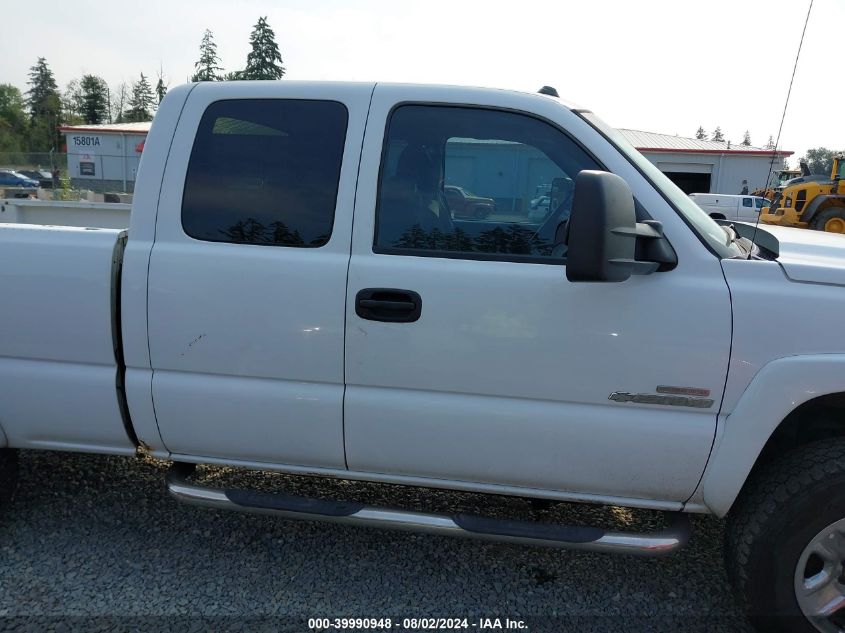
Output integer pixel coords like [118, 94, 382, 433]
[181, 99, 348, 247]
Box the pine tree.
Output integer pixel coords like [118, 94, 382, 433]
[79, 75, 110, 124]
[242, 17, 285, 80]
[25, 57, 62, 151]
[711, 126, 725, 143]
[741, 130, 751, 146]
[766, 135, 776, 150]
[125, 73, 155, 122]
[695, 126, 707, 141]
[192, 29, 224, 82]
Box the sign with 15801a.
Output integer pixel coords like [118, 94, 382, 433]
[71, 136, 101, 149]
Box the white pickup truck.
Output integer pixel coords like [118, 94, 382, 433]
[2, 81, 845, 632]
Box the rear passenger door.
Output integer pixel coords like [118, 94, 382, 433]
[146, 83, 372, 467]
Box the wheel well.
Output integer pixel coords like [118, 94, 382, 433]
[709, 213, 726, 220]
[753, 392, 845, 473]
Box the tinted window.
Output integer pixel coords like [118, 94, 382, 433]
[742, 198, 753, 207]
[375, 105, 601, 262]
[182, 99, 348, 247]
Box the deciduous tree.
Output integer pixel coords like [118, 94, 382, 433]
[0, 84, 28, 153]
[801, 148, 841, 175]
[111, 82, 128, 123]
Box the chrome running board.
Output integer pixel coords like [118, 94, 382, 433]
[166, 463, 689, 556]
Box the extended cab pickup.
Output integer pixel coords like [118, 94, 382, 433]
[3, 81, 845, 631]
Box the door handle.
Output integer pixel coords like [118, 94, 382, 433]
[355, 288, 422, 323]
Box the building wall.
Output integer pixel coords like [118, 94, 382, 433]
[64, 131, 146, 192]
[641, 151, 787, 195]
[445, 141, 561, 213]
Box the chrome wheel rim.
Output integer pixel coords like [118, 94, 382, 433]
[795, 518, 845, 632]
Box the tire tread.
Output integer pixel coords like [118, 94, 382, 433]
[726, 438, 845, 601]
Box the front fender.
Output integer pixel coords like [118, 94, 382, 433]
[701, 354, 845, 517]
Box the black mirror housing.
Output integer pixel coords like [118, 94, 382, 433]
[566, 171, 638, 282]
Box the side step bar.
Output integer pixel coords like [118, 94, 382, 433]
[166, 463, 689, 556]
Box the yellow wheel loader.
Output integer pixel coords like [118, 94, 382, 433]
[761, 155, 845, 232]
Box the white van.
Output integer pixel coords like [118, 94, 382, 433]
[688, 193, 771, 222]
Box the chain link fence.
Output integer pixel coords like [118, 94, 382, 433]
[0, 152, 136, 197]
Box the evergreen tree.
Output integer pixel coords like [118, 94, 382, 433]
[695, 126, 707, 141]
[79, 75, 110, 124]
[125, 73, 155, 122]
[711, 126, 725, 142]
[766, 135, 776, 150]
[741, 130, 751, 146]
[242, 17, 285, 80]
[192, 29, 224, 82]
[223, 70, 244, 81]
[25, 57, 62, 150]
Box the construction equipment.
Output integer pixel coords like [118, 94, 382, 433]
[760, 155, 845, 232]
[750, 166, 802, 200]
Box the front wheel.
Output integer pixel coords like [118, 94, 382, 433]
[726, 439, 845, 632]
[810, 207, 845, 233]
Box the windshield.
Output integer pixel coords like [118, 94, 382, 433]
[578, 112, 743, 258]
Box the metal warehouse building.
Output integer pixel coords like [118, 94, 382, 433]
[60, 122, 149, 192]
[621, 129, 793, 195]
[60, 121, 792, 197]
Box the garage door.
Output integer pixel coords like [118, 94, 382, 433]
[657, 162, 712, 194]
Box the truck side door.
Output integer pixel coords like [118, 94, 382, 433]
[739, 197, 756, 222]
[146, 83, 372, 467]
[344, 85, 732, 504]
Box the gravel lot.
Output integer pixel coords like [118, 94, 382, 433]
[0, 450, 754, 632]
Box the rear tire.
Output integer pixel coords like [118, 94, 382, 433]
[726, 439, 845, 632]
[0, 448, 18, 509]
[810, 207, 845, 233]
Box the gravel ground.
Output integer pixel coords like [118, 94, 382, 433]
[0, 450, 754, 633]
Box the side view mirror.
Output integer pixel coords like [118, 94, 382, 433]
[566, 170, 676, 282]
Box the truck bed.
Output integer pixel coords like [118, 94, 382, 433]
[0, 199, 131, 229]
[0, 223, 135, 454]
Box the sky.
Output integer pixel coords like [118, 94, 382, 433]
[4, 0, 841, 163]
